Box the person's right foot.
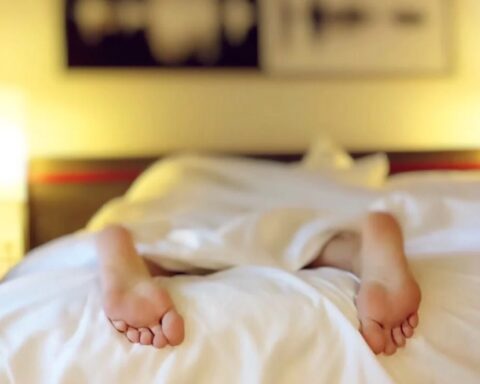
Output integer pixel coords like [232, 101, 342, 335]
[355, 213, 421, 355]
[308, 212, 421, 355]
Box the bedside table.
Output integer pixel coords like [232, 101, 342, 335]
[0, 200, 26, 278]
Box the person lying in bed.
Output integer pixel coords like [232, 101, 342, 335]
[97, 211, 420, 356]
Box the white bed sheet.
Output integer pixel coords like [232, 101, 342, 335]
[1, 156, 480, 384]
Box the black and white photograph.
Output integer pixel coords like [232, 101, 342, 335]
[66, 0, 260, 68]
[65, 0, 450, 75]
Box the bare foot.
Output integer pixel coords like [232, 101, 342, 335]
[308, 212, 421, 355]
[97, 226, 185, 348]
[355, 213, 421, 355]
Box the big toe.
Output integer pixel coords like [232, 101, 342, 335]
[162, 309, 185, 346]
[360, 319, 385, 355]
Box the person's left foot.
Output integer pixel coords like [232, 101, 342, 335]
[103, 276, 185, 348]
[97, 225, 185, 348]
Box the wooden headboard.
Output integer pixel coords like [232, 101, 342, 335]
[27, 150, 480, 251]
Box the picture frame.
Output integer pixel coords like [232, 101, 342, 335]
[65, 0, 451, 75]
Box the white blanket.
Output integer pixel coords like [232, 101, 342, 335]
[1, 156, 480, 384]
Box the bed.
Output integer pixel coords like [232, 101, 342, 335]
[1, 142, 480, 383]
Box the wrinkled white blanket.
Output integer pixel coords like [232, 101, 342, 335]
[1, 156, 480, 383]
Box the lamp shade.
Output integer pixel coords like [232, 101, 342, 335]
[0, 89, 27, 201]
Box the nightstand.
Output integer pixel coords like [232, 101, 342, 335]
[0, 200, 26, 278]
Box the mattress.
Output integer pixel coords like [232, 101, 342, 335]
[1, 154, 479, 383]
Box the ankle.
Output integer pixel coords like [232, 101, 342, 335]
[309, 231, 361, 274]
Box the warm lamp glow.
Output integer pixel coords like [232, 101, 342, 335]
[456, 98, 480, 147]
[0, 90, 27, 274]
[0, 115, 27, 200]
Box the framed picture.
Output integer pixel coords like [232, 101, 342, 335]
[65, 0, 260, 68]
[65, 0, 451, 75]
[261, 0, 451, 75]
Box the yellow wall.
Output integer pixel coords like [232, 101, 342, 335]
[1, 1, 479, 158]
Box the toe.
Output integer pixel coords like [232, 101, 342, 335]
[151, 325, 168, 349]
[111, 320, 128, 333]
[384, 343, 397, 356]
[162, 309, 185, 346]
[360, 319, 385, 355]
[408, 313, 419, 328]
[402, 321, 414, 338]
[139, 328, 154, 346]
[383, 330, 397, 356]
[126, 327, 140, 343]
[392, 326, 406, 348]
